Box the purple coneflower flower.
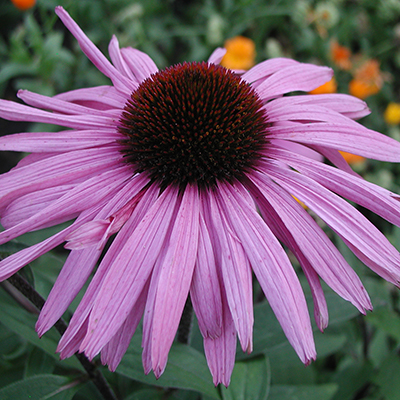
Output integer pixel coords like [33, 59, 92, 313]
[1, 7, 400, 387]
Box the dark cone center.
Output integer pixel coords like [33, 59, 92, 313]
[118, 61, 268, 187]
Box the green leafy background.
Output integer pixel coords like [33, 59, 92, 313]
[1, 0, 400, 398]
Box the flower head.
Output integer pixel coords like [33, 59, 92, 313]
[2, 7, 400, 387]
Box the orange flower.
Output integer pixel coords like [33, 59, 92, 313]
[349, 79, 380, 99]
[349, 59, 383, 99]
[11, 0, 36, 10]
[309, 77, 337, 94]
[330, 40, 352, 70]
[339, 151, 365, 165]
[220, 36, 256, 70]
[384, 103, 400, 125]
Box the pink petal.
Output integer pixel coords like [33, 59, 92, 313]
[17, 89, 120, 118]
[55, 7, 136, 96]
[0, 208, 97, 281]
[190, 213, 223, 339]
[269, 122, 400, 162]
[266, 102, 362, 125]
[79, 185, 180, 359]
[37, 247, 103, 336]
[243, 177, 329, 331]
[65, 175, 149, 250]
[0, 129, 120, 153]
[268, 94, 370, 120]
[101, 280, 149, 371]
[2, 185, 74, 229]
[265, 163, 400, 285]
[208, 190, 253, 353]
[254, 63, 333, 101]
[208, 48, 227, 64]
[58, 317, 89, 359]
[57, 183, 159, 356]
[248, 171, 371, 313]
[120, 47, 159, 83]
[0, 146, 122, 213]
[145, 184, 200, 377]
[269, 146, 400, 228]
[0, 165, 131, 245]
[242, 58, 299, 84]
[0, 99, 115, 129]
[54, 86, 126, 110]
[216, 183, 316, 364]
[310, 146, 360, 177]
[108, 36, 137, 82]
[203, 294, 237, 387]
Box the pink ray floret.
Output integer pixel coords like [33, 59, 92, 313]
[1, 6, 400, 388]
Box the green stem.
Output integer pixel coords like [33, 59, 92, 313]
[5, 272, 118, 400]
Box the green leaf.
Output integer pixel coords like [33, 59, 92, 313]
[267, 384, 337, 400]
[366, 308, 400, 342]
[331, 362, 373, 400]
[124, 388, 164, 400]
[221, 356, 270, 400]
[0, 290, 80, 370]
[25, 347, 55, 378]
[0, 374, 84, 400]
[373, 354, 400, 400]
[116, 336, 220, 399]
[238, 292, 358, 360]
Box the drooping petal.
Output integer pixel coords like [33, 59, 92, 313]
[265, 163, 400, 285]
[0, 207, 98, 281]
[0, 99, 115, 129]
[0, 166, 131, 245]
[146, 184, 200, 377]
[247, 172, 371, 313]
[57, 184, 159, 357]
[79, 185, 180, 359]
[243, 176, 329, 331]
[215, 183, 316, 364]
[0, 146, 122, 213]
[190, 213, 223, 339]
[101, 280, 149, 372]
[203, 295, 237, 387]
[37, 247, 102, 335]
[36, 174, 150, 336]
[2, 185, 74, 229]
[207, 188, 253, 353]
[268, 146, 400, 227]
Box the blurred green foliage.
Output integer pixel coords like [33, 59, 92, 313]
[1, 0, 400, 399]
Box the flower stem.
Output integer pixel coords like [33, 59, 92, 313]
[5, 272, 118, 400]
